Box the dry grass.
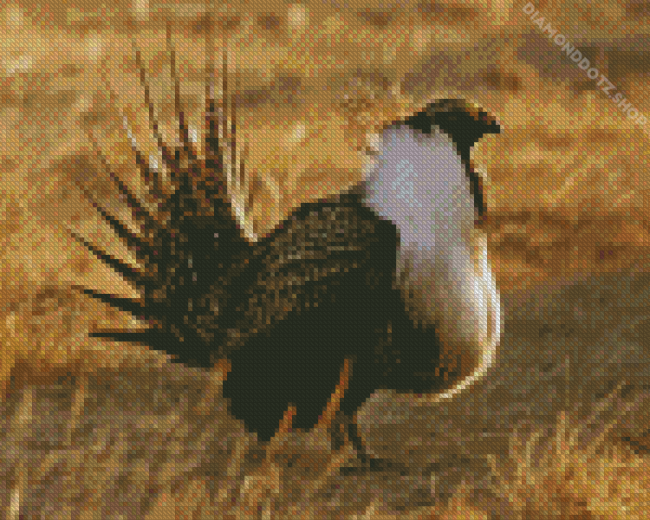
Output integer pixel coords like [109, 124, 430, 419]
[145, 359, 649, 520]
[484, 376, 650, 520]
[486, 412, 649, 520]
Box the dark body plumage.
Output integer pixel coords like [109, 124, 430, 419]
[82, 181, 447, 443]
[77, 35, 499, 442]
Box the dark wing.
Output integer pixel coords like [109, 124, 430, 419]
[219, 192, 445, 443]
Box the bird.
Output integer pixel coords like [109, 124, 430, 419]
[72, 29, 500, 443]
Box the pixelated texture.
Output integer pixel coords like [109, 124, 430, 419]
[0, 270, 648, 517]
[1, 0, 649, 517]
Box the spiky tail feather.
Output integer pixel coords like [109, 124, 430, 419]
[75, 22, 250, 368]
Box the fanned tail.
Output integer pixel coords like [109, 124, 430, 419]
[75, 21, 237, 368]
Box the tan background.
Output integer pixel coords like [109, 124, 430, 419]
[0, 0, 648, 386]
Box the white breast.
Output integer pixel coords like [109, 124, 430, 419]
[361, 124, 497, 381]
[362, 125, 475, 258]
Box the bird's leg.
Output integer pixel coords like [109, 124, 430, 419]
[313, 358, 352, 446]
[239, 405, 295, 516]
[299, 359, 365, 503]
